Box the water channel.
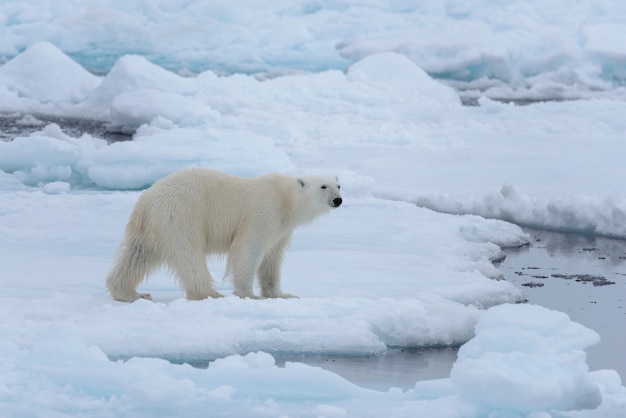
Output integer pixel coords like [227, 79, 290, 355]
[274, 228, 626, 391]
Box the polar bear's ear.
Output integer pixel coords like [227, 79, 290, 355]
[297, 178, 306, 188]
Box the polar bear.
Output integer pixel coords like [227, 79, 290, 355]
[106, 168, 342, 302]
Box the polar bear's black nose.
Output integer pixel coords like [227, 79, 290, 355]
[333, 198, 343, 207]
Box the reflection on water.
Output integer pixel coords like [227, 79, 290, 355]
[172, 347, 459, 391]
[500, 228, 626, 380]
[275, 347, 459, 391]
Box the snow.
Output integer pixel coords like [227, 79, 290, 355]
[1, 1, 626, 416]
[451, 304, 603, 412]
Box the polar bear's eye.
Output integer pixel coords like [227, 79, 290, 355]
[337, 185, 341, 189]
[321, 185, 327, 189]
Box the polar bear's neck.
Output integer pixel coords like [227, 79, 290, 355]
[278, 179, 328, 228]
[289, 192, 331, 228]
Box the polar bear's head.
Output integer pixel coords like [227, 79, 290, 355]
[297, 175, 342, 211]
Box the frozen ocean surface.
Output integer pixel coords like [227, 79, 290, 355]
[1, 1, 626, 417]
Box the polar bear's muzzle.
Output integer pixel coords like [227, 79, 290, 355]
[331, 197, 343, 207]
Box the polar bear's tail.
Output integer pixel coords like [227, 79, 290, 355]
[106, 236, 159, 302]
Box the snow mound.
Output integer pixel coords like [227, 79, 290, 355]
[346, 52, 460, 105]
[82, 54, 197, 118]
[452, 304, 602, 412]
[0, 42, 100, 111]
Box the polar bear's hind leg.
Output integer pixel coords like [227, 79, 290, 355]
[106, 237, 158, 302]
[167, 248, 224, 300]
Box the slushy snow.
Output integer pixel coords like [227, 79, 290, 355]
[1, 1, 626, 417]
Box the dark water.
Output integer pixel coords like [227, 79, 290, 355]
[274, 348, 459, 391]
[0, 113, 131, 142]
[499, 228, 626, 380]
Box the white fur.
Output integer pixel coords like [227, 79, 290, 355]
[106, 168, 342, 301]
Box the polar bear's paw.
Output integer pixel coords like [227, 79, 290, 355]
[261, 290, 299, 299]
[111, 291, 152, 303]
[187, 290, 225, 300]
[233, 290, 262, 299]
[276, 292, 298, 299]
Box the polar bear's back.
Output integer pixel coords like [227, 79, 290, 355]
[129, 169, 296, 255]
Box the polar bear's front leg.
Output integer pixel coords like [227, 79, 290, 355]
[259, 237, 297, 299]
[228, 237, 264, 299]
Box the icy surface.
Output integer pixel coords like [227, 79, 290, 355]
[2, 2, 626, 416]
[3, 0, 626, 100]
[3, 43, 626, 237]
